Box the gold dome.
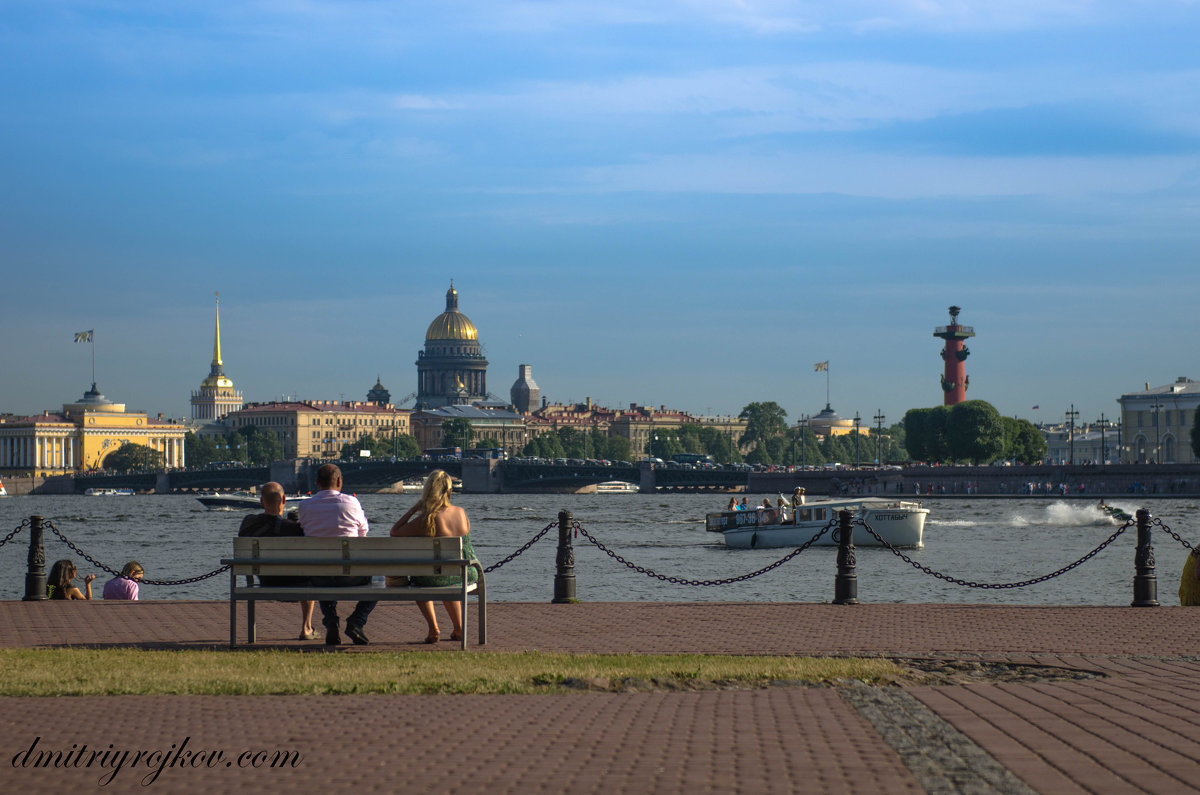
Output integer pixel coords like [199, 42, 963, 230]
[425, 283, 479, 341]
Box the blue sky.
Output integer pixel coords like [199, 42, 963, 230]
[2, 1, 1198, 429]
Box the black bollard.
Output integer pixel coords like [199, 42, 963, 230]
[552, 509, 576, 603]
[23, 515, 46, 601]
[833, 509, 858, 605]
[1132, 508, 1159, 607]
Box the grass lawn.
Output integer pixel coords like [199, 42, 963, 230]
[0, 648, 905, 695]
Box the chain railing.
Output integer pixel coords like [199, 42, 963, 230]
[483, 520, 556, 573]
[0, 519, 28, 549]
[43, 519, 230, 586]
[1154, 517, 1193, 553]
[853, 515, 1135, 590]
[572, 517, 834, 586]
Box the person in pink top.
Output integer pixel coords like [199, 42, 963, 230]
[298, 464, 375, 645]
[102, 561, 143, 600]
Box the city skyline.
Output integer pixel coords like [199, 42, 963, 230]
[2, 2, 1197, 427]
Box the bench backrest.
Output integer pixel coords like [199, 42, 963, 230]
[230, 536, 469, 579]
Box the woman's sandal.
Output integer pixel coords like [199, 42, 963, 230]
[449, 631, 463, 642]
[424, 631, 440, 644]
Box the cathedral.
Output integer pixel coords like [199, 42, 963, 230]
[413, 282, 489, 410]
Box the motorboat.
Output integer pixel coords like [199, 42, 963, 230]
[197, 492, 310, 511]
[84, 488, 135, 496]
[706, 497, 928, 549]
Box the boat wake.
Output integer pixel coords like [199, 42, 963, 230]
[1009, 501, 1123, 528]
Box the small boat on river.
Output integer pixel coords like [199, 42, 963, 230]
[706, 497, 929, 549]
[197, 492, 310, 511]
[85, 488, 135, 496]
[595, 481, 638, 494]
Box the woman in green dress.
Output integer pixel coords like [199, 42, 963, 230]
[389, 469, 478, 643]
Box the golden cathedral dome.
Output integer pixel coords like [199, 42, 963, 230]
[425, 282, 479, 341]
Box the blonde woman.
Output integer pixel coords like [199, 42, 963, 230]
[389, 470, 478, 643]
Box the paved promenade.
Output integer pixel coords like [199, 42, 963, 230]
[2, 599, 1199, 793]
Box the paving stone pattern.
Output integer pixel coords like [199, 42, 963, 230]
[3, 600, 1200, 793]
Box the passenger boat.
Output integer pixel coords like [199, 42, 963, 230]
[595, 480, 638, 494]
[84, 488, 135, 496]
[197, 492, 310, 511]
[706, 497, 929, 549]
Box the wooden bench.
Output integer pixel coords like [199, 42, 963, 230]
[222, 536, 486, 649]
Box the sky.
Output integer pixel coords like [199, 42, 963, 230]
[2, 0, 1198, 429]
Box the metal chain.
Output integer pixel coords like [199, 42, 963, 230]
[1152, 517, 1193, 552]
[483, 520, 556, 573]
[43, 519, 230, 585]
[572, 518, 834, 586]
[854, 516, 1134, 589]
[0, 519, 29, 549]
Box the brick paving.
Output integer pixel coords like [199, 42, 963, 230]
[2, 600, 1200, 793]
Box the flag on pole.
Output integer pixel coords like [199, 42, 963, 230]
[1031, 405, 1039, 410]
[74, 330, 93, 343]
[813, 361, 829, 372]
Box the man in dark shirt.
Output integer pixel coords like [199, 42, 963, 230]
[238, 481, 319, 640]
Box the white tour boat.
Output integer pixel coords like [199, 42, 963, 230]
[84, 488, 135, 496]
[706, 497, 929, 549]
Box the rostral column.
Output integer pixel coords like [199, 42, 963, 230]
[933, 305, 975, 405]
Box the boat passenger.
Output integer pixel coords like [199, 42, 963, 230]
[727, 497, 738, 512]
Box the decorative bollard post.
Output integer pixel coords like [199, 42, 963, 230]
[1132, 508, 1159, 607]
[833, 509, 858, 605]
[552, 509, 576, 603]
[23, 515, 46, 601]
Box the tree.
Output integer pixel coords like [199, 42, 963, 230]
[600, 435, 632, 462]
[391, 433, 421, 459]
[340, 432, 392, 460]
[738, 402, 788, 448]
[947, 400, 1005, 464]
[1006, 418, 1047, 464]
[184, 432, 218, 468]
[103, 442, 165, 472]
[441, 418, 474, 450]
[236, 425, 282, 465]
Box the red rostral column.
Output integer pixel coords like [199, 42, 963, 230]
[934, 305, 975, 405]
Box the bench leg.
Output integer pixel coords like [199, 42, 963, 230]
[248, 599, 256, 644]
[229, 599, 237, 648]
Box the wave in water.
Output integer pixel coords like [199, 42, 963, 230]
[1007, 501, 1118, 528]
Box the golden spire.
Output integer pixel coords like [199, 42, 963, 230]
[212, 291, 223, 367]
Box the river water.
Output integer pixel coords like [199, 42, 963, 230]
[1, 494, 1196, 605]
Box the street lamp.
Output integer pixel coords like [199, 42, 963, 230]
[1065, 404, 1079, 465]
[873, 410, 886, 465]
[1097, 413, 1108, 464]
[799, 415, 808, 468]
[1150, 400, 1164, 463]
[853, 412, 861, 468]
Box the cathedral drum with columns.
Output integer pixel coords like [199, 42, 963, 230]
[414, 283, 489, 410]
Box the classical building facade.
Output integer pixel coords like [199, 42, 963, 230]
[414, 283, 488, 410]
[223, 400, 411, 460]
[0, 384, 188, 475]
[190, 294, 243, 422]
[1118, 377, 1199, 464]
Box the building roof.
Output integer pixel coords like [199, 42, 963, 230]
[1121, 377, 1200, 400]
[414, 404, 524, 421]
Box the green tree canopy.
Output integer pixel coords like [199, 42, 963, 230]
[947, 400, 1005, 464]
[184, 432, 218, 468]
[738, 402, 788, 448]
[440, 418, 474, 450]
[235, 425, 282, 465]
[103, 442, 165, 472]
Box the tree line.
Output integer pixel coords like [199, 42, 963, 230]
[903, 400, 1047, 465]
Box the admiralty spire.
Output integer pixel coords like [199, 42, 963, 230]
[190, 292, 244, 422]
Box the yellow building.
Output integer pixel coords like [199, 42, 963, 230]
[224, 400, 411, 459]
[0, 384, 188, 475]
[190, 293, 243, 422]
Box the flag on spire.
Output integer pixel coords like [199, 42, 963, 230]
[74, 330, 93, 343]
[813, 361, 829, 372]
